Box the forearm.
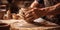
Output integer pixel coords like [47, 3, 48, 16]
[38, 3, 60, 12]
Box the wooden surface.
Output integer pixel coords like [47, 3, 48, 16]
[10, 20, 60, 30]
[0, 20, 60, 30]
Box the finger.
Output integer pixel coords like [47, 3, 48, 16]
[25, 12, 39, 20]
[25, 14, 33, 18]
[26, 17, 35, 21]
[22, 9, 28, 13]
[22, 8, 33, 13]
[25, 8, 37, 15]
[25, 11, 39, 18]
[32, 12, 39, 18]
[25, 11, 37, 18]
[25, 17, 35, 23]
[25, 10, 34, 15]
[25, 8, 37, 13]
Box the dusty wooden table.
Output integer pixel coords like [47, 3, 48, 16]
[0, 20, 60, 30]
[10, 20, 60, 30]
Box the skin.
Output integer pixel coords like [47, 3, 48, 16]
[23, 0, 60, 23]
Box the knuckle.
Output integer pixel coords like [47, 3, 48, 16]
[25, 14, 33, 18]
[26, 17, 35, 21]
[25, 11, 33, 15]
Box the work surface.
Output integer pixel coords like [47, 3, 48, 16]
[0, 20, 60, 30]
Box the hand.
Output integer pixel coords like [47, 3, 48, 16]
[24, 8, 47, 23]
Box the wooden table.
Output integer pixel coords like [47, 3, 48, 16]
[0, 20, 60, 30]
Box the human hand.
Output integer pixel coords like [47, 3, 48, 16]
[24, 8, 47, 23]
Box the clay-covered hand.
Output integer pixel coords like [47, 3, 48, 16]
[24, 8, 46, 23]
